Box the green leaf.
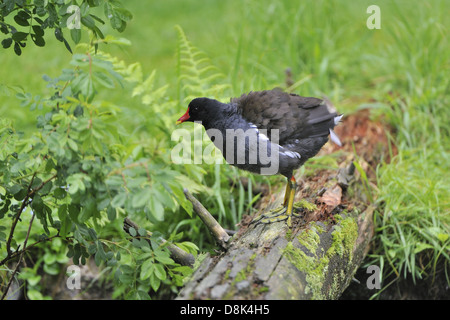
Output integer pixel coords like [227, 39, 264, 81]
[68, 204, 80, 223]
[17, 9, 31, 20]
[119, 273, 133, 285]
[437, 233, 449, 242]
[31, 34, 45, 47]
[89, 14, 105, 25]
[96, 197, 110, 211]
[149, 197, 164, 221]
[1, 38, 13, 49]
[140, 259, 154, 280]
[137, 290, 151, 300]
[114, 8, 133, 22]
[107, 205, 116, 220]
[31, 194, 44, 213]
[31, 177, 43, 190]
[8, 184, 22, 195]
[131, 187, 151, 208]
[12, 32, 28, 42]
[154, 252, 174, 265]
[67, 138, 78, 151]
[55, 28, 64, 42]
[149, 273, 160, 292]
[32, 25, 44, 37]
[14, 14, 30, 27]
[92, 26, 105, 39]
[414, 242, 433, 254]
[26, 274, 41, 287]
[88, 244, 97, 255]
[70, 28, 81, 44]
[81, 16, 96, 29]
[53, 187, 67, 199]
[44, 252, 56, 265]
[129, 227, 137, 237]
[154, 263, 166, 281]
[138, 228, 147, 237]
[63, 38, 73, 54]
[38, 180, 52, 196]
[94, 241, 107, 265]
[27, 289, 44, 300]
[93, 71, 115, 88]
[4, 0, 15, 13]
[131, 238, 141, 248]
[111, 192, 127, 208]
[67, 174, 85, 194]
[120, 264, 134, 274]
[58, 205, 71, 238]
[172, 266, 193, 277]
[171, 185, 193, 216]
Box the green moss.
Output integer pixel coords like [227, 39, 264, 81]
[223, 268, 231, 281]
[331, 215, 358, 260]
[297, 225, 321, 254]
[293, 199, 318, 213]
[258, 285, 269, 294]
[231, 253, 258, 285]
[282, 214, 359, 299]
[221, 252, 262, 299]
[282, 241, 327, 299]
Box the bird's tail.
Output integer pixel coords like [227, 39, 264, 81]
[329, 113, 343, 147]
[322, 97, 343, 147]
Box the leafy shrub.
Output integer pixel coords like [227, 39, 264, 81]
[0, 31, 203, 298]
[0, 0, 132, 55]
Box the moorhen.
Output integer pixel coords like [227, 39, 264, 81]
[176, 90, 342, 227]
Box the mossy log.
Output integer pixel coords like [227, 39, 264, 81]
[178, 177, 375, 300]
[177, 110, 389, 300]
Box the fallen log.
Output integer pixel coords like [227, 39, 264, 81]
[177, 109, 390, 300]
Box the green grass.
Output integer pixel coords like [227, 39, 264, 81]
[375, 148, 449, 278]
[1, 0, 449, 296]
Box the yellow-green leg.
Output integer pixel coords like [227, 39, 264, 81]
[251, 176, 297, 227]
[285, 177, 296, 227]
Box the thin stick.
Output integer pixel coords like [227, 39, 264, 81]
[1, 213, 35, 300]
[0, 233, 63, 266]
[5, 172, 36, 257]
[183, 189, 230, 249]
[5, 173, 57, 258]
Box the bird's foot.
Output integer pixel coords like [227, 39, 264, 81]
[250, 206, 287, 225]
[251, 206, 302, 226]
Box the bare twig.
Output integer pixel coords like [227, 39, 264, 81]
[123, 217, 195, 267]
[0, 233, 63, 267]
[5, 172, 36, 257]
[183, 189, 230, 249]
[4, 173, 57, 260]
[1, 212, 35, 300]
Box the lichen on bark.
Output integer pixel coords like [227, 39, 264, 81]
[282, 214, 358, 299]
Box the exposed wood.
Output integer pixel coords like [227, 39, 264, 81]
[183, 189, 230, 249]
[177, 109, 390, 300]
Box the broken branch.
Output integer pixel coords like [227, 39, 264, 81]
[183, 189, 230, 249]
[123, 217, 195, 267]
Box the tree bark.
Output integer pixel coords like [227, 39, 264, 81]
[177, 166, 374, 300]
[177, 110, 387, 300]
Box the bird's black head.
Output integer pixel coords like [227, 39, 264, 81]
[176, 97, 224, 127]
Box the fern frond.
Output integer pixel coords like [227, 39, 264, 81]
[175, 25, 230, 104]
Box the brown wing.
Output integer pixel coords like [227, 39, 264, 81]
[232, 90, 338, 144]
